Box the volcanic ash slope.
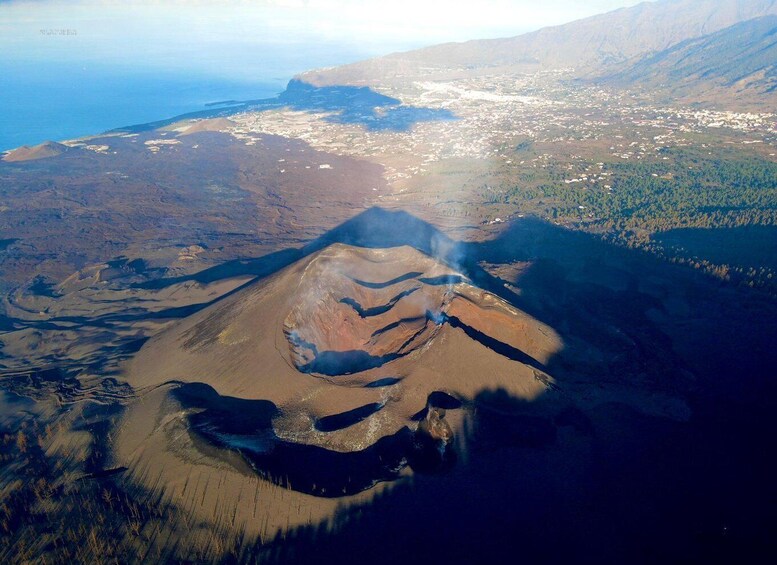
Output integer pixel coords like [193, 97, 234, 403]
[110, 243, 565, 537]
[126, 243, 560, 452]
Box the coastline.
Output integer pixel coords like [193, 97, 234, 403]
[0, 70, 287, 153]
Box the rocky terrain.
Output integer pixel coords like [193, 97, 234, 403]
[604, 15, 777, 108]
[1, 0, 777, 563]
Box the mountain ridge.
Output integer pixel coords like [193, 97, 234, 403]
[299, 0, 777, 106]
[601, 15, 777, 108]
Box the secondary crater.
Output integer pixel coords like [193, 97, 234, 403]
[283, 245, 457, 376]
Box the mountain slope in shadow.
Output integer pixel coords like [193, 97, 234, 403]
[604, 15, 777, 107]
[101, 206, 777, 562]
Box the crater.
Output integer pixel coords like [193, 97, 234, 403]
[283, 246, 456, 376]
[125, 242, 563, 497]
[282, 245, 553, 383]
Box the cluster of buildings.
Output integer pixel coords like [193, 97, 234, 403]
[219, 71, 775, 197]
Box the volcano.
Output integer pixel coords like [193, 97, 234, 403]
[2, 141, 69, 162]
[122, 243, 561, 497]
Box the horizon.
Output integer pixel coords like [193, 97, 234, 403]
[2, 0, 648, 77]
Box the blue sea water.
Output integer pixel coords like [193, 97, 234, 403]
[0, 60, 290, 152]
[0, 33, 420, 152]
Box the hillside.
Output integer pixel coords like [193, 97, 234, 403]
[300, 0, 777, 86]
[603, 15, 777, 108]
[2, 141, 70, 162]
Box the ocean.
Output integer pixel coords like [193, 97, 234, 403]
[0, 2, 463, 153]
[0, 59, 289, 152]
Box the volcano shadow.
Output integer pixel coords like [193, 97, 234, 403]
[112, 79, 455, 134]
[132, 208, 466, 291]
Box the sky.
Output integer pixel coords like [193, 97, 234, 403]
[1, 0, 647, 78]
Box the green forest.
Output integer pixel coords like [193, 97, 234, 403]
[490, 145, 777, 293]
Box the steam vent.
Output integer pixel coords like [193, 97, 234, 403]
[122, 244, 561, 497]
